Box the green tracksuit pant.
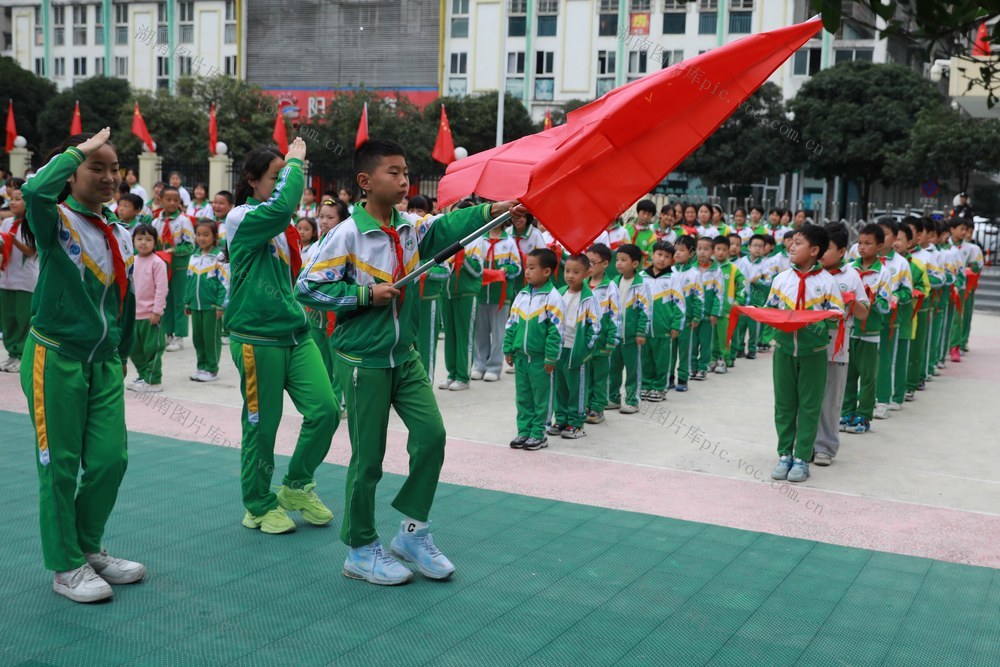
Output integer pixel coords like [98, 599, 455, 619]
[961, 289, 975, 349]
[191, 309, 222, 374]
[712, 315, 733, 364]
[876, 325, 899, 405]
[930, 294, 947, 369]
[842, 338, 879, 420]
[131, 319, 166, 385]
[694, 319, 713, 373]
[734, 313, 758, 355]
[335, 355, 447, 547]
[941, 296, 957, 359]
[609, 342, 642, 407]
[231, 338, 339, 518]
[513, 352, 553, 439]
[587, 352, 611, 413]
[950, 287, 967, 348]
[165, 269, 189, 338]
[675, 325, 696, 382]
[907, 310, 929, 392]
[641, 336, 671, 391]
[772, 349, 827, 461]
[22, 338, 128, 572]
[308, 326, 345, 410]
[554, 353, 587, 429]
[891, 337, 910, 405]
[443, 294, 477, 384]
[418, 297, 442, 383]
[0, 288, 32, 358]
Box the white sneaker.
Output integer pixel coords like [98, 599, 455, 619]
[85, 548, 147, 584]
[165, 339, 182, 352]
[126, 379, 147, 393]
[873, 403, 890, 419]
[449, 381, 469, 391]
[221, 335, 230, 344]
[144, 384, 164, 393]
[199, 372, 219, 382]
[483, 372, 500, 382]
[470, 370, 485, 381]
[437, 378, 453, 390]
[714, 363, 728, 375]
[505, 366, 515, 374]
[190, 370, 204, 381]
[0, 357, 12, 372]
[53, 564, 114, 603]
[888, 402, 902, 412]
[6, 358, 21, 373]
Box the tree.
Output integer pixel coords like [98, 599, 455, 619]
[550, 98, 594, 127]
[888, 105, 1000, 193]
[1, 57, 58, 155]
[678, 82, 795, 188]
[113, 89, 205, 165]
[788, 61, 940, 206]
[425, 92, 537, 157]
[182, 75, 281, 162]
[37, 77, 131, 155]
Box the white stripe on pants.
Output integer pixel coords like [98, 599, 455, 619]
[473, 302, 510, 375]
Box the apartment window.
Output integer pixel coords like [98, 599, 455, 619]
[448, 78, 468, 96]
[225, 55, 238, 76]
[53, 5, 65, 25]
[793, 47, 822, 76]
[662, 49, 684, 67]
[178, 56, 193, 75]
[534, 50, 555, 100]
[34, 6, 43, 46]
[628, 50, 648, 76]
[225, 23, 236, 43]
[450, 52, 468, 75]
[506, 77, 525, 98]
[226, 0, 236, 21]
[54, 58, 65, 77]
[34, 58, 45, 76]
[731, 0, 754, 8]
[663, 13, 686, 34]
[537, 0, 558, 37]
[451, 0, 469, 38]
[72, 5, 87, 45]
[729, 11, 751, 33]
[179, 2, 194, 43]
[506, 51, 525, 98]
[597, 77, 615, 97]
[535, 51, 554, 75]
[630, 0, 651, 10]
[699, 12, 717, 34]
[73, 57, 87, 76]
[834, 48, 874, 64]
[598, 0, 618, 36]
[157, 56, 169, 88]
[114, 56, 128, 77]
[508, 0, 527, 37]
[598, 50, 616, 75]
[115, 3, 128, 45]
[95, 5, 104, 45]
[534, 78, 554, 101]
[95, 56, 105, 75]
[157, 2, 168, 44]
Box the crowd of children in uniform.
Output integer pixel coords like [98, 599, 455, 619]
[0, 135, 987, 600]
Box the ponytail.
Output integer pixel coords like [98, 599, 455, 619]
[226, 147, 283, 261]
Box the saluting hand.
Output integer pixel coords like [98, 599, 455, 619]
[285, 137, 307, 163]
[77, 127, 112, 155]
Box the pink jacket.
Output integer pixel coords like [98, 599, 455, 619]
[134, 253, 168, 320]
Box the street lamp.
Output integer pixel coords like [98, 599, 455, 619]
[929, 59, 951, 82]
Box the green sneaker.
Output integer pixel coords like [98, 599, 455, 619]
[242, 507, 296, 534]
[277, 482, 334, 526]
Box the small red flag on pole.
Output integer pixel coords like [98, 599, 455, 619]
[131, 102, 156, 152]
[208, 103, 218, 156]
[5, 101, 16, 153]
[431, 104, 456, 165]
[70, 100, 83, 135]
[543, 108, 552, 130]
[973, 23, 991, 56]
[355, 102, 369, 149]
[272, 104, 288, 153]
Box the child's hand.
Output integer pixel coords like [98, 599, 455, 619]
[216, 310, 224, 319]
[77, 127, 112, 155]
[505, 354, 513, 367]
[670, 329, 679, 339]
[690, 321, 698, 329]
[544, 364, 554, 373]
[185, 308, 192, 315]
[636, 336, 646, 346]
[150, 313, 161, 326]
[372, 283, 401, 306]
[710, 316, 718, 326]
[285, 137, 307, 163]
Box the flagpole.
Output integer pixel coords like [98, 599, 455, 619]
[393, 211, 512, 288]
[495, 0, 506, 147]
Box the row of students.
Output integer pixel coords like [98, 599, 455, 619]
[0, 178, 38, 374]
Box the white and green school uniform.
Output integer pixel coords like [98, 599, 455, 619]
[875, 249, 913, 406]
[151, 209, 195, 338]
[911, 243, 943, 384]
[20, 147, 137, 572]
[185, 247, 227, 375]
[503, 280, 566, 439]
[672, 258, 705, 383]
[734, 254, 767, 355]
[297, 201, 498, 547]
[418, 261, 450, 383]
[472, 232, 522, 376]
[640, 266, 685, 392]
[842, 258, 892, 422]
[225, 157, 340, 520]
[586, 275, 620, 413]
[510, 224, 546, 293]
[609, 272, 651, 407]
[441, 240, 482, 385]
[715, 259, 747, 365]
[554, 284, 601, 428]
[693, 261, 723, 373]
[0, 216, 39, 360]
[765, 264, 844, 461]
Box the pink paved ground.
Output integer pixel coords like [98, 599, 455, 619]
[2, 360, 998, 571]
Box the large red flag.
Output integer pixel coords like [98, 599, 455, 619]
[5, 101, 16, 152]
[355, 102, 369, 149]
[131, 102, 156, 152]
[208, 103, 218, 156]
[973, 22, 991, 56]
[431, 104, 455, 165]
[273, 107, 288, 153]
[437, 17, 822, 253]
[70, 100, 83, 135]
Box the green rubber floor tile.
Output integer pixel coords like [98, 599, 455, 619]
[29, 634, 163, 666]
[120, 646, 227, 667]
[227, 638, 339, 667]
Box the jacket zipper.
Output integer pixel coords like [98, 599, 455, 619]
[90, 277, 111, 363]
[389, 297, 400, 366]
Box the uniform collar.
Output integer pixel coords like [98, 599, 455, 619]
[351, 201, 413, 234]
[64, 195, 119, 224]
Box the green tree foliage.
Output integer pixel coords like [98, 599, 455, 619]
[425, 92, 537, 158]
[787, 61, 940, 205]
[112, 90, 204, 166]
[0, 56, 57, 156]
[38, 77, 132, 154]
[183, 75, 280, 162]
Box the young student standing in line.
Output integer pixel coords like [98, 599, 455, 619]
[185, 220, 226, 383]
[907, 217, 942, 395]
[439, 200, 482, 391]
[298, 139, 527, 585]
[891, 223, 928, 407]
[212, 190, 235, 251]
[766, 225, 845, 483]
[712, 235, 746, 373]
[584, 243, 620, 425]
[128, 224, 168, 393]
[471, 224, 521, 382]
[608, 244, 651, 413]
[813, 223, 869, 466]
[548, 254, 601, 439]
[19, 129, 145, 603]
[640, 241, 684, 400]
[627, 199, 659, 266]
[669, 236, 703, 392]
[186, 183, 212, 219]
[226, 140, 340, 536]
[151, 186, 195, 352]
[0, 179, 38, 373]
[507, 213, 547, 375]
[873, 218, 913, 418]
[114, 193, 149, 230]
[734, 234, 767, 359]
[691, 236, 723, 380]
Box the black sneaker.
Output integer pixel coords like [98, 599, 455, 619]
[546, 423, 565, 436]
[509, 436, 528, 449]
[667, 376, 676, 390]
[523, 437, 549, 451]
[561, 426, 587, 439]
[736, 350, 745, 358]
[745, 351, 757, 360]
[675, 381, 689, 392]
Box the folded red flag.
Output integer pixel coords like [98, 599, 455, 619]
[726, 305, 845, 356]
[154, 250, 173, 280]
[0, 231, 13, 271]
[482, 269, 507, 311]
[912, 289, 925, 314]
[950, 285, 962, 314]
[965, 268, 980, 292]
[326, 311, 336, 337]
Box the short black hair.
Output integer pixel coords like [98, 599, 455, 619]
[876, 217, 899, 235]
[119, 193, 144, 211]
[215, 190, 235, 204]
[897, 223, 913, 241]
[660, 204, 673, 214]
[696, 235, 714, 247]
[132, 223, 158, 243]
[749, 234, 767, 245]
[950, 218, 969, 229]
[354, 139, 406, 176]
[616, 243, 643, 263]
[750, 205, 764, 215]
[161, 185, 180, 196]
[675, 235, 696, 252]
[727, 232, 742, 242]
[529, 247, 558, 272]
[919, 216, 935, 233]
[768, 207, 781, 217]
[408, 194, 431, 212]
[762, 234, 776, 246]
[903, 216, 922, 232]
[794, 224, 829, 252]
[117, 181, 131, 195]
[652, 240, 674, 255]
[824, 222, 849, 251]
[636, 199, 656, 215]
[565, 253, 591, 270]
[859, 223, 885, 245]
[712, 235, 731, 248]
[586, 243, 612, 263]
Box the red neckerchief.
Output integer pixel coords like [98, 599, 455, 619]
[381, 224, 406, 305]
[284, 224, 302, 280]
[547, 240, 563, 280]
[77, 209, 128, 315]
[453, 249, 466, 281]
[160, 211, 176, 247]
[793, 266, 823, 310]
[485, 237, 502, 266]
[513, 232, 528, 270]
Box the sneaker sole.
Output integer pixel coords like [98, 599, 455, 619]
[277, 498, 334, 526]
[96, 567, 148, 585]
[813, 460, 832, 467]
[389, 548, 455, 580]
[242, 517, 296, 534]
[342, 567, 413, 586]
[53, 582, 114, 603]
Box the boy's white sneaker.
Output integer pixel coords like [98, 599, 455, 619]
[505, 366, 515, 374]
[53, 564, 114, 603]
[165, 338, 182, 352]
[126, 379, 146, 392]
[888, 402, 902, 412]
[200, 372, 219, 382]
[449, 381, 469, 391]
[873, 403, 890, 419]
[470, 370, 485, 381]
[437, 378, 453, 390]
[483, 372, 500, 382]
[85, 548, 147, 584]
[190, 371, 203, 381]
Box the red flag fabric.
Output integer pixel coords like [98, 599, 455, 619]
[726, 305, 845, 356]
[973, 23, 991, 56]
[131, 103, 156, 152]
[284, 224, 302, 279]
[273, 108, 288, 154]
[481, 269, 507, 311]
[4, 101, 16, 153]
[0, 231, 13, 270]
[209, 103, 218, 156]
[432, 105, 456, 165]
[355, 102, 369, 150]
[154, 250, 173, 280]
[543, 109, 552, 131]
[70, 101, 83, 135]
[965, 268, 980, 291]
[436, 17, 822, 253]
